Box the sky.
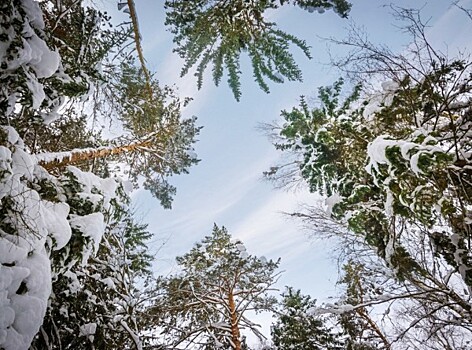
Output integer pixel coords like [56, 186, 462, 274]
[107, 0, 472, 343]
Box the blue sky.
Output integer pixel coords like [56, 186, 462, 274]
[114, 0, 471, 341]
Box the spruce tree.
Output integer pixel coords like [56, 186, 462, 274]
[266, 68, 472, 346]
[32, 186, 154, 349]
[165, 0, 351, 100]
[271, 287, 343, 350]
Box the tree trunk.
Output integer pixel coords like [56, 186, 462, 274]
[36, 139, 152, 171]
[228, 291, 241, 350]
[126, 0, 153, 98]
[355, 271, 390, 349]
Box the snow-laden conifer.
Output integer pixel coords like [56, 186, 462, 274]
[148, 225, 281, 350]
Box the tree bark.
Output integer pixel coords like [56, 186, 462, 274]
[228, 291, 241, 350]
[36, 139, 152, 171]
[126, 0, 153, 99]
[355, 271, 390, 349]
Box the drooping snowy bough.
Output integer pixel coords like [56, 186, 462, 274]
[1, 1, 153, 349]
[0, 126, 123, 349]
[0, 0, 65, 347]
[267, 62, 472, 347]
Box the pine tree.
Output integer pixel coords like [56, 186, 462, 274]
[35, 62, 201, 209]
[148, 225, 280, 350]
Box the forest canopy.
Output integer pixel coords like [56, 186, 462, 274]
[1, 1, 471, 350]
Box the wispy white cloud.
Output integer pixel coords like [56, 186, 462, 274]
[425, 0, 472, 53]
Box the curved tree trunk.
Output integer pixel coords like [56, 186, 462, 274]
[126, 0, 153, 98]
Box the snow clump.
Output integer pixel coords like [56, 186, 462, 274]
[0, 127, 67, 350]
[0, 127, 121, 350]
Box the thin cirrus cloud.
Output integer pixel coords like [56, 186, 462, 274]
[131, 149, 280, 269]
[425, 1, 472, 53]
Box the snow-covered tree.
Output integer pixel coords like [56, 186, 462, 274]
[0, 126, 125, 349]
[148, 225, 280, 350]
[0, 1, 113, 346]
[31, 187, 154, 349]
[271, 287, 342, 350]
[0, 1, 195, 348]
[265, 9, 472, 347]
[267, 67, 472, 350]
[0, 0, 61, 123]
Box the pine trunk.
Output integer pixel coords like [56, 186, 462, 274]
[126, 0, 153, 98]
[36, 139, 152, 170]
[228, 291, 241, 350]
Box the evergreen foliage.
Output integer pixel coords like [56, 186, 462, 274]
[0, 0, 62, 122]
[149, 225, 280, 350]
[32, 186, 154, 349]
[271, 287, 342, 350]
[267, 65, 472, 346]
[165, 0, 351, 100]
[112, 62, 201, 208]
